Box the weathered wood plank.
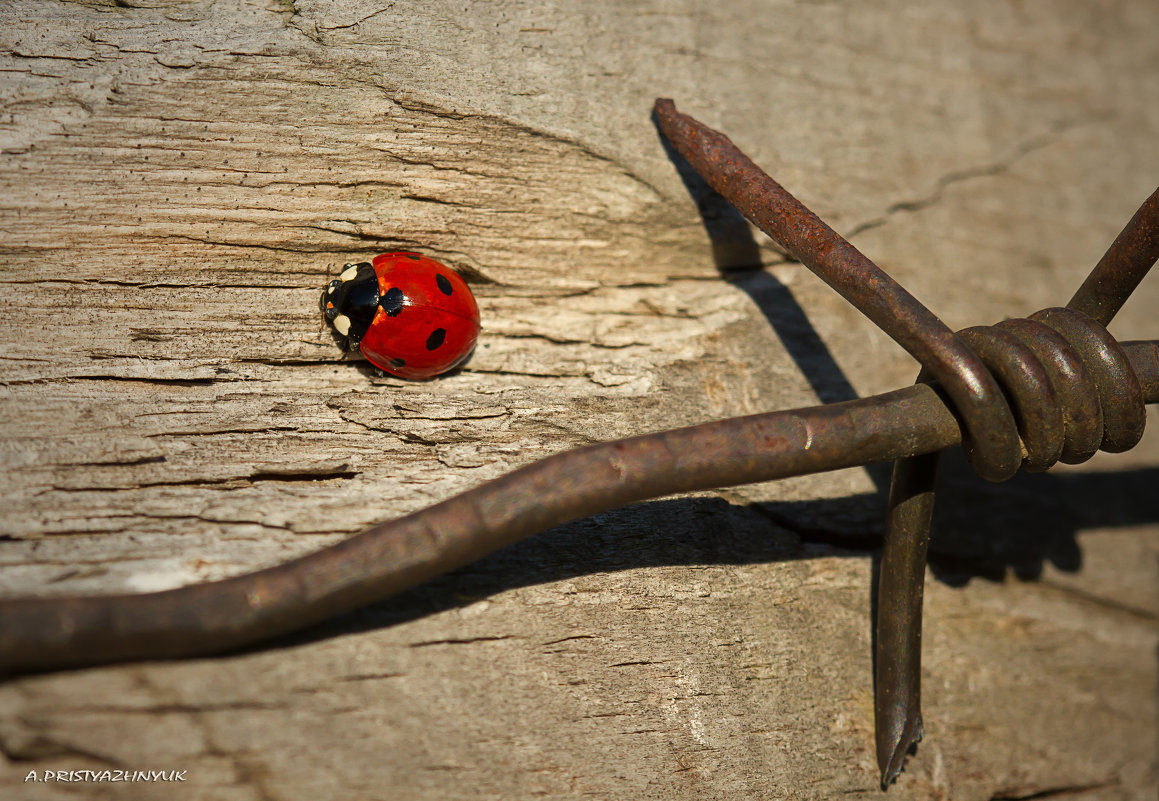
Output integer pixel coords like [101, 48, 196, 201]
[1, 1, 1156, 799]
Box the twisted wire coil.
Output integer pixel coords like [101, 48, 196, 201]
[943, 307, 1145, 477]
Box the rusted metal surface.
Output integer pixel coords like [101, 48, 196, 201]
[0, 99, 1156, 793]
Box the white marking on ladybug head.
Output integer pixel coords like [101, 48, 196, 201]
[339, 265, 359, 282]
[327, 283, 336, 294]
[333, 314, 351, 336]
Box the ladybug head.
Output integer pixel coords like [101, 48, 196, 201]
[320, 262, 380, 347]
[319, 279, 341, 313]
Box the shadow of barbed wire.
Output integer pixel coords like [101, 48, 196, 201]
[256, 453, 1157, 651]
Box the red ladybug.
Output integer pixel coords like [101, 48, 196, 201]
[320, 252, 480, 380]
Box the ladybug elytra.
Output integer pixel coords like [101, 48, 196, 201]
[321, 252, 480, 380]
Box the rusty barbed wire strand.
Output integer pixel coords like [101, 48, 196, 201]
[1, 384, 963, 671]
[0, 382, 969, 671]
[0, 100, 1155, 795]
[2, 348, 1155, 675]
[653, 98, 1157, 788]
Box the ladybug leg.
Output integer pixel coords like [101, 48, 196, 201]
[318, 262, 338, 333]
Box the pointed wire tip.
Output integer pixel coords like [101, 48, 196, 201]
[652, 98, 677, 123]
[879, 746, 905, 791]
[877, 717, 923, 791]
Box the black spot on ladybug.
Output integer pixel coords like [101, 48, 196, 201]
[389, 358, 406, 368]
[426, 328, 446, 351]
[380, 287, 405, 316]
[436, 274, 453, 296]
[405, 253, 421, 260]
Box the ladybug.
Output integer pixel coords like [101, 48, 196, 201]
[320, 252, 480, 380]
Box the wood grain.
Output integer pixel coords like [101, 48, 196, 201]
[1, 1, 1156, 798]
